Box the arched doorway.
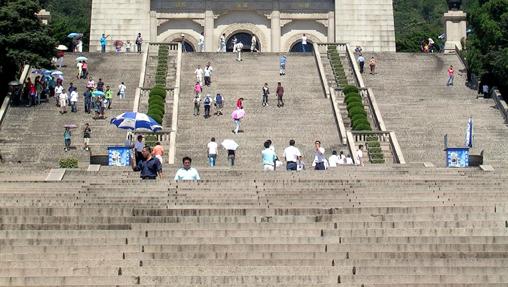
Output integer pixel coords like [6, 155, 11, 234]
[290, 40, 314, 52]
[171, 39, 195, 52]
[226, 32, 260, 52]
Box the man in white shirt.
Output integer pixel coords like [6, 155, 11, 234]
[118, 82, 126, 99]
[283, 139, 302, 171]
[313, 140, 326, 170]
[250, 34, 258, 52]
[207, 137, 218, 167]
[218, 33, 226, 52]
[195, 65, 204, 86]
[338, 151, 346, 165]
[234, 42, 243, 61]
[174, 157, 201, 181]
[55, 83, 64, 107]
[328, 150, 340, 168]
[356, 145, 364, 166]
[70, 89, 78, 112]
[198, 32, 205, 52]
[59, 91, 67, 114]
[301, 34, 308, 52]
[204, 62, 213, 86]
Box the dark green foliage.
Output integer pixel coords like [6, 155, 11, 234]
[366, 141, 381, 148]
[345, 96, 363, 106]
[353, 123, 372, 131]
[343, 85, 359, 95]
[351, 113, 368, 123]
[0, 0, 57, 98]
[347, 102, 365, 113]
[44, 0, 91, 52]
[348, 106, 367, 117]
[466, 0, 508, 97]
[59, 157, 78, 168]
[148, 113, 162, 125]
[368, 147, 382, 154]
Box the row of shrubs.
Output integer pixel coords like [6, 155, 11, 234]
[365, 137, 385, 164]
[327, 45, 348, 87]
[147, 45, 169, 125]
[327, 47, 386, 164]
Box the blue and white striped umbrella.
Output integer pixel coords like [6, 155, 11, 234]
[110, 112, 162, 132]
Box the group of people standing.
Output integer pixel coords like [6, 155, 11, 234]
[99, 33, 143, 53]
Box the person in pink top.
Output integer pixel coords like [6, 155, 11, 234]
[447, 65, 455, 86]
[152, 142, 165, 164]
[194, 81, 202, 97]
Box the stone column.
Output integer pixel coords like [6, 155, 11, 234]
[443, 10, 467, 52]
[204, 10, 214, 52]
[150, 11, 158, 42]
[327, 11, 335, 42]
[271, 11, 281, 52]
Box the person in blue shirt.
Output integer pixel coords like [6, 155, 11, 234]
[131, 146, 162, 180]
[279, 55, 287, 76]
[262, 141, 277, 171]
[100, 34, 110, 53]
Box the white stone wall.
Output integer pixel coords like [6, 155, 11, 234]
[335, 0, 396, 52]
[89, 0, 151, 52]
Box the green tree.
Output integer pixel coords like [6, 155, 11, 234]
[44, 0, 91, 52]
[0, 0, 56, 99]
[466, 0, 508, 96]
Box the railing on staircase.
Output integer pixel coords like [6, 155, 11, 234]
[131, 42, 181, 165]
[317, 43, 406, 164]
[0, 65, 31, 129]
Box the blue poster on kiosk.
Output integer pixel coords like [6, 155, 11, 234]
[446, 147, 469, 168]
[108, 147, 131, 167]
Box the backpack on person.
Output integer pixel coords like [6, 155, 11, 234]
[215, 94, 223, 105]
[203, 96, 211, 106]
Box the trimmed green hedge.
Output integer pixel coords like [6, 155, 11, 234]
[343, 85, 359, 95]
[366, 141, 380, 148]
[59, 158, 78, 168]
[147, 45, 171, 125]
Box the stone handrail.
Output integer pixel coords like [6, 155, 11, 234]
[136, 130, 172, 143]
[0, 65, 31, 129]
[361, 88, 387, 131]
[148, 42, 179, 50]
[491, 88, 508, 123]
[330, 87, 348, 145]
[312, 42, 330, 98]
[168, 42, 182, 165]
[346, 131, 359, 165]
[344, 44, 365, 88]
[351, 131, 406, 164]
[133, 43, 150, 112]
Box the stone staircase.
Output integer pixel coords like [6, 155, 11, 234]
[363, 53, 508, 168]
[176, 52, 345, 167]
[0, 165, 507, 286]
[0, 53, 142, 167]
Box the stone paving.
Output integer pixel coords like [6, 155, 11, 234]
[363, 52, 508, 168]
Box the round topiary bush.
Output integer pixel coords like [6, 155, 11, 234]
[346, 98, 363, 107]
[347, 102, 364, 113]
[353, 118, 371, 128]
[349, 108, 367, 118]
[148, 108, 164, 118]
[149, 103, 165, 113]
[148, 113, 163, 124]
[351, 113, 368, 123]
[366, 141, 381, 148]
[148, 97, 164, 106]
[353, 123, 372, 131]
[343, 85, 359, 95]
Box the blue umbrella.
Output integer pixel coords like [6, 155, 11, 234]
[92, 90, 105, 97]
[67, 33, 82, 38]
[76, 56, 88, 62]
[51, 71, 63, 76]
[111, 112, 162, 132]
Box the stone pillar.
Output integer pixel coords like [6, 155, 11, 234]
[444, 10, 467, 52]
[150, 11, 158, 42]
[271, 11, 281, 52]
[327, 11, 335, 42]
[204, 10, 214, 52]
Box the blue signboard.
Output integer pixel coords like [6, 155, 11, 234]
[446, 148, 469, 168]
[108, 147, 131, 167]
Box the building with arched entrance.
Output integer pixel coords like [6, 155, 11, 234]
[90, 0, 395, 52]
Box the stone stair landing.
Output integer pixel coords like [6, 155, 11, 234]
[176, 52, 344, 168]
[363, 53, 508, 168]
[0, 53, 142, 167]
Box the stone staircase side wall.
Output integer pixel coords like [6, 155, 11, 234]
[89, 0, 151, 53]
[335, 0, 396, 52]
